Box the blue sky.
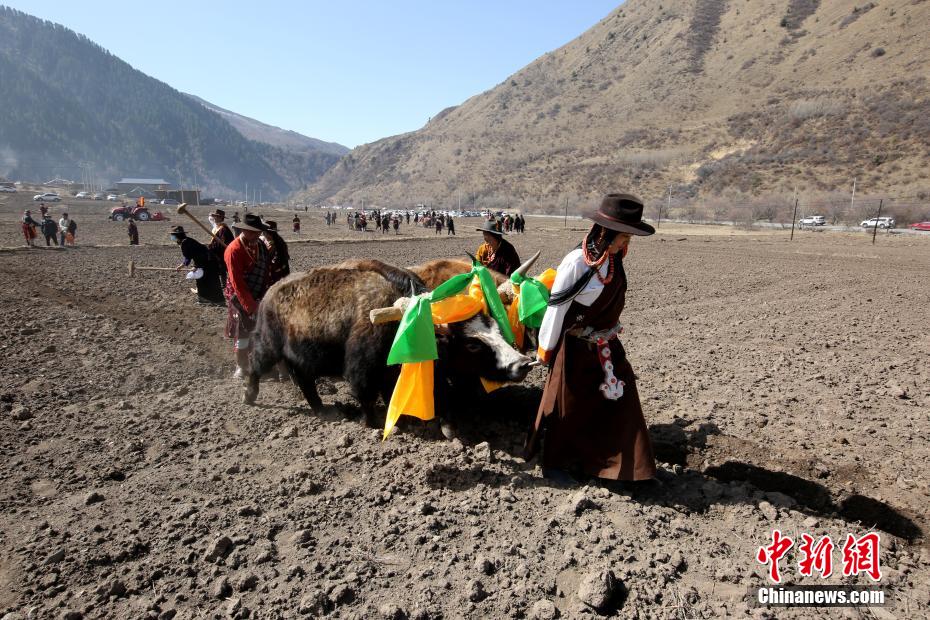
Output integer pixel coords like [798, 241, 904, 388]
[5, 1, 619, 148]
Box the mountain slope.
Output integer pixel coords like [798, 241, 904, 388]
[0, 6, 341, 198]
[186, 94, 349, 157]
[298, 0, 930, 209]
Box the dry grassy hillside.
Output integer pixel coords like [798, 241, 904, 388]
[298, 0, 930, 212]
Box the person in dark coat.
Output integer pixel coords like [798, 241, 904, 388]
[475, 221, 521, 276]
[209, 209, 235, 287]
[261, 221, 291, 285]
[41, 215, 59, 246]
[526, 194, 656, 483]
[447, 215, 455, 236]
[171, 226, 225, 305]
[128, 219, 139, 245]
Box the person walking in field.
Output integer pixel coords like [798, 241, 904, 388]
[392, 215, 400, 234]
[526, 194, 656, 484]
[41, 215, 59, 246]
[224, 214, 271, 379]
[58, 213, 70, 246]
[292, 215, 301, 235]
[435, 216, 443, 235]
[21, 210, 40, 247]
[66, 217, 77, 245]
[262, 221, 291, 285]
[128, 219, 139, 245]
[447, 215, 455, 236]
[208, 209, 235, 287]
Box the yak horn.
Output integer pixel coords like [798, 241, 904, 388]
[496, 250, 542, 297]
[513, 250, 541, 278]
[465, 251, 477, 264]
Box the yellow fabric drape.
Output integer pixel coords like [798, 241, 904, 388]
[384, 361, 435, 439]
[430, 295, 483, 324]
[535, 268, 557, 290]
[508, 284, 525, 350]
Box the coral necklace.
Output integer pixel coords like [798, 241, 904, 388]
[582, 235, 615, 285]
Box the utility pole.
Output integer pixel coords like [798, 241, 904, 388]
[563, 196, 568, 228]
[872, 199, 883, 244]
[790, 198, 799, 241]
[660, 186, 671, 229]
[850, 178, 857, 219]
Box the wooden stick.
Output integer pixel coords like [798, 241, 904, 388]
[177, 203, 226, 247]
[370, 307, 404, 324]
[128, 259, 183, 277]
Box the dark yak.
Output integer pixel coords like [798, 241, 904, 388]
[243, 258, 536, 428]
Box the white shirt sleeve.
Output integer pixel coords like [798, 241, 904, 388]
[537, 249, 588, 353]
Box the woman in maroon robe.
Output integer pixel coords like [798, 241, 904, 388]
[527, 194, 656, 482]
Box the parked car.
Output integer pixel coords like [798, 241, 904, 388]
[910, 221, 930, 232]
[106, 194, 120, 201]
[74, 191, 90, 199]
[0, 186, 16, 193]
[799, 215, 826, 226]
[160, 199, 179, 206]
[92, 193, 104, 200]
[33, 192, 61, 202]
[860, 217, 896, 229]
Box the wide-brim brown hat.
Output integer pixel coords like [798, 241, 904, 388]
[233, 213, 268, 232]
[582, 193, 655, 236]
[209, 208, 226, 219]
[476, 220, 505, 236]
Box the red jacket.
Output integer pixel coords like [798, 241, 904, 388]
[224, 236, 267, 315]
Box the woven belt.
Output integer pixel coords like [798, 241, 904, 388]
[566, 322, 624, 343]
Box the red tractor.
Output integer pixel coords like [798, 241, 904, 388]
[108, 203, 166, 222]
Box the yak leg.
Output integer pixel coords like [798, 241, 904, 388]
[244, 333, 282, 405]
[434, 367, 458, 439]
[287, 360, 323, 409]
[345, 329, 386, 428]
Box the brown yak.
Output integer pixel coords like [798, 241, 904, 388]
[244, 258, 536, 430]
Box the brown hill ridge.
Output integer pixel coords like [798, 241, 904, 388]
[297, 0, 930, 211]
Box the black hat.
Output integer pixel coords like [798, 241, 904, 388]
[265, 220, 278, 231]
[209, 208, 226, 219]
[170, 225, 187, 237]
[233, 213, 268, 232]
[476, 220, 505, 236]
[582, 193, 654, 236]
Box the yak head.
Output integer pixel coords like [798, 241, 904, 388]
[436, 312, 535, 383]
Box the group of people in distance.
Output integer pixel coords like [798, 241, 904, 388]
[21, 206, 78, 247]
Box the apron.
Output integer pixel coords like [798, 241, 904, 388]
[526, 259, 656, 481]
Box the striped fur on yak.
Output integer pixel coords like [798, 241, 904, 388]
[243, 259, 533, 429]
